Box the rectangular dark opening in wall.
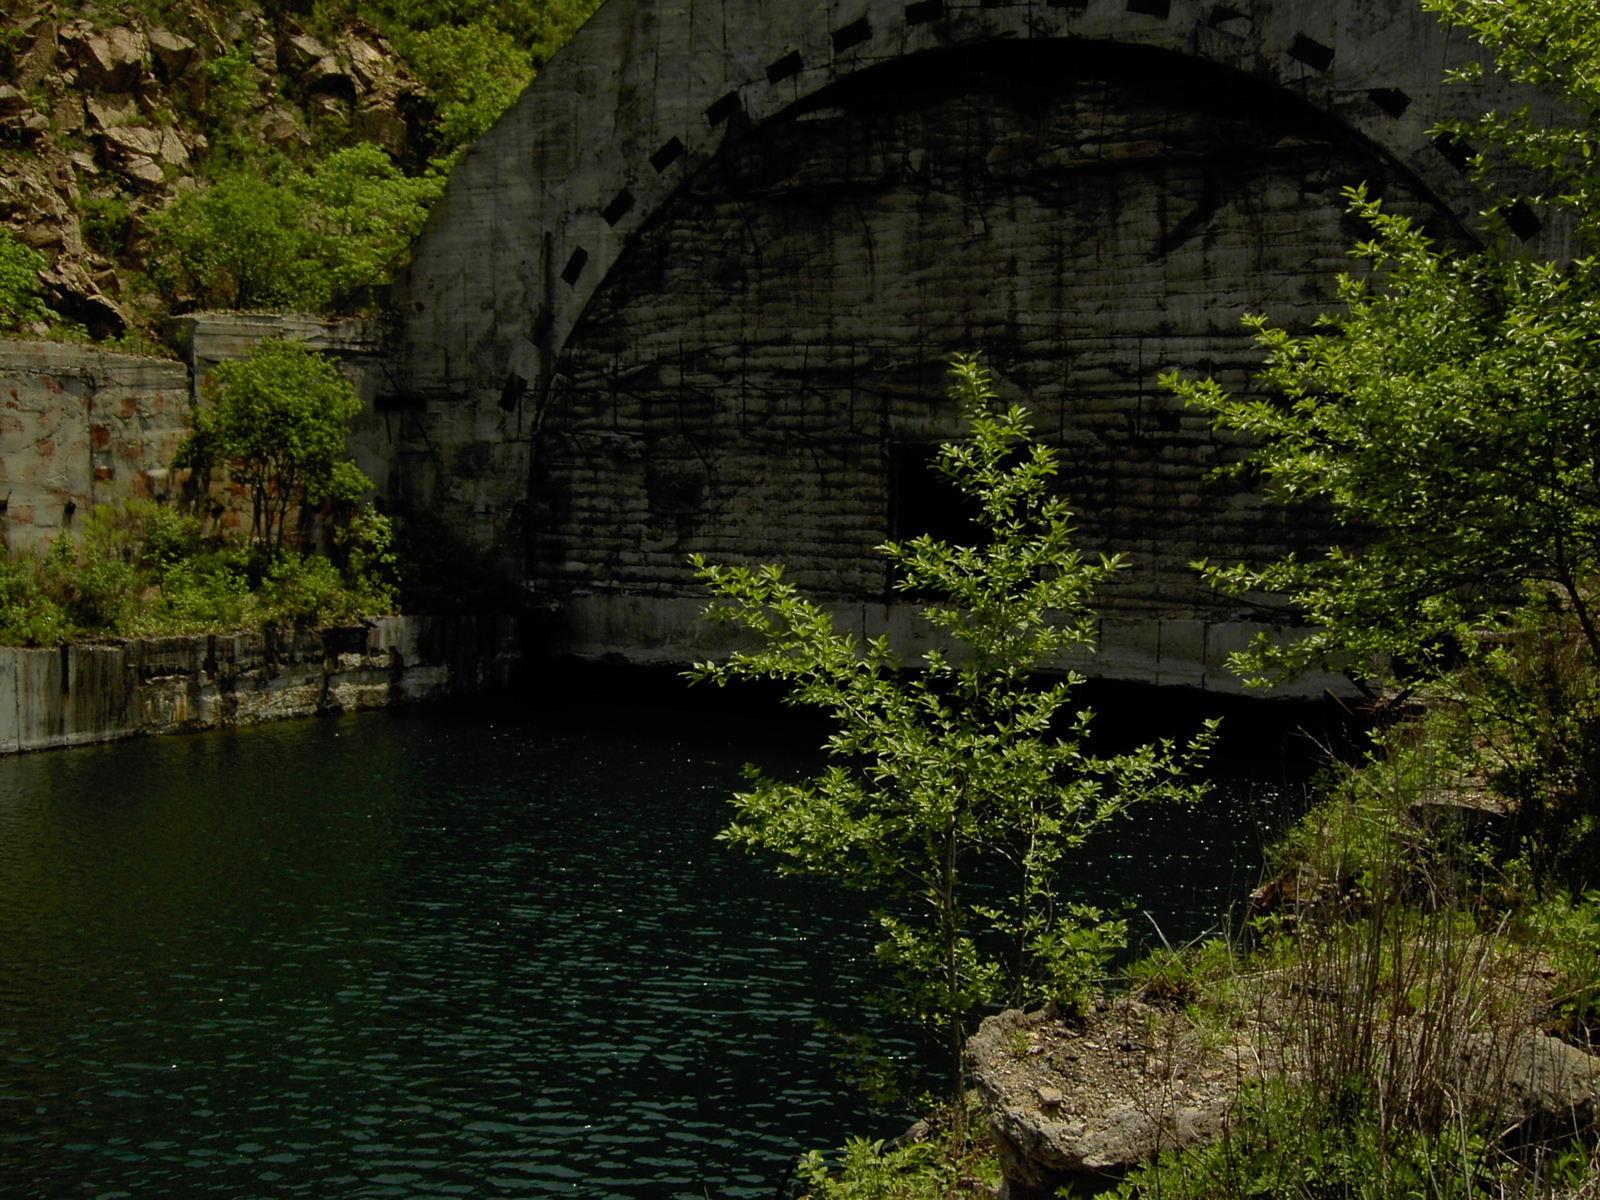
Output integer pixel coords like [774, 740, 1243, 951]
[1288, 33, 1334, 72]
[906, 1, 944, 25]
[1046, 0, 1089, 7]
[705, 91, 740, 125]
[650, 137, 685, 172]
[980, 0, 1009, 8]
[1505, 199, 1543, 242]
[889, 444, 987, 596]
[560, 247, 588, 286]
[832, 18, 872, 51]
[766, 50, 804, 83]
[1367, 87, 1411, 117]
[499, 372, 529, 412]
[1127, 0, 1171, 17]
[602, 188, 635, 226]
[1432, 132, 1474, 172]
[1206, 4, 1246, 27]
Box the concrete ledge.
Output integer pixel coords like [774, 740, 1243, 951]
[0, 615, 523, 755]
[550, 592, 1358, 699]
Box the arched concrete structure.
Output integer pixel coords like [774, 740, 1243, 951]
[388, 0, 1560, 693]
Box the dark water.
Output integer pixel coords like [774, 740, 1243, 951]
[0, 681, 1316, 1199]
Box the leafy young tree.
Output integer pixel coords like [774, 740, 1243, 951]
[1422, 0, 1600, 246]
[1166, 0, 1600, 687]
[1168, 189, 1600, 683]
[692, 357, 1215, 1114]
[1164, 0, 1600, 885]
[179, 339, 371, 556]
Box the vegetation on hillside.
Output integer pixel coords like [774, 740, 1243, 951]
[0, 0, 600, 342]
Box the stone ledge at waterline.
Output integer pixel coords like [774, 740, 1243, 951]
[0, 615, 523, 754]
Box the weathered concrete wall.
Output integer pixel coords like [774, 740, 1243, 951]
[386, 0, 1565, 691]
[0, 614, 522, 755]
[0, 339, 190, 554]
[0, 317, 407, 557]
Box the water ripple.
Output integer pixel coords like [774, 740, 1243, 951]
[0, 699, 1283, 1197]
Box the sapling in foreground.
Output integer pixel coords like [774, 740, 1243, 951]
[691, 355, 1215, 1115]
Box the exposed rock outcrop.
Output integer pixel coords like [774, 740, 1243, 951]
[0, 1, 427, 338]
[969, 1002, 1600, 1200]
[969, 1004, 1266, 1199]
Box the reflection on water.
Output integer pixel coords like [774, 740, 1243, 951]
[0, 681, 1310, 1198]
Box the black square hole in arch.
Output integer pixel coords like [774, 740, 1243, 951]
[1367, 87, 1411, 117]
[1046, 0, 1090, 8]
[766, 50, 804, 83]
[1127, 0, 1171, 17]
[1288, 33, 1335, 72]
[705, 91, 740, 125]
[649, 137, 685, 172]
[832, 17, 872, 51]
[601, 188, 635, 227]
[1432, 132, 1474, 172]
[560, 247, 588, 286]
[906, 1, 943, 25]
[1506, 199, 1543, 242]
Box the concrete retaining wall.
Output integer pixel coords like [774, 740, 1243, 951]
[0, 339, 191, 555]
[0, 614, 523, 755]
[0, 317, 404, 559]
[554, 593, 1353, 699]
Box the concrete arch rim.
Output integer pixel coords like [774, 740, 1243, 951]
[395, 0, 1547, 402]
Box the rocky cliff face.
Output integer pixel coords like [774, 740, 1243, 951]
[0, 1, 427, 340]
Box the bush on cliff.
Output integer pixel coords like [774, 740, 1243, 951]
[177, 338, 374, 557]
[144, 148, 446, 314]
[0, 230, 48, 333]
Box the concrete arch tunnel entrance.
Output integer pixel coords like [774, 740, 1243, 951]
[387, 0, 1558, 694]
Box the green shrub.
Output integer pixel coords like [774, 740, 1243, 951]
[80, 195, 134, 258]
[1125, 936, 1236, 1005]
[0, 229, 49, 332]
[144, 150, 443, 314]
[259, 551, 355, 625]
[144, 172, 321, 310]
[367, 0, 600, 64]
[1522, 890, 1600, 1039]
[796, 1131, 999, 1200]
[400, 22, 533, 154]
[154, 549, 257, 631]
[0, 551, 70, 645]
[1113, 1078, 1501, 1200]
[181, 339, 370, 553]
[0, 497, 395, 646]
[295, 144, 446, 300]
